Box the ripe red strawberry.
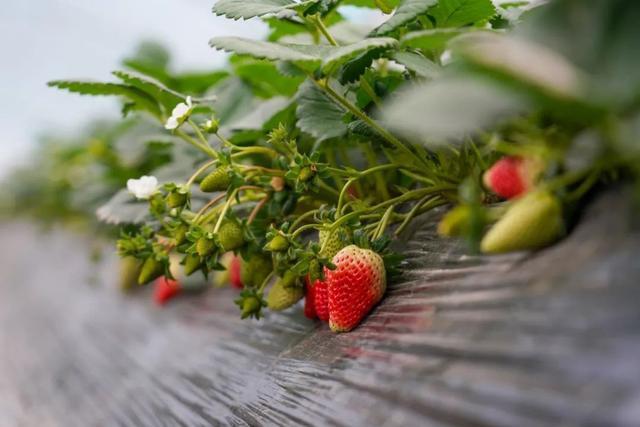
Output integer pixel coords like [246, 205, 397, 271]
[483, 156, 543, 199]
[325, 245, 386, 333]
[314, 279, 329, 322]
[153, 277, 181, 305]
[229, 255, 243, 289]
[304, 276, 317, 319]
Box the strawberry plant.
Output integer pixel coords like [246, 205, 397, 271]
[37, 0, 640, 331]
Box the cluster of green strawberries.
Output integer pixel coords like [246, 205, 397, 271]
[117, 119, 413, 332]
[116, 96, 608, 333]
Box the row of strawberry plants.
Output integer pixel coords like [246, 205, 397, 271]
[43, 0, 639, 331]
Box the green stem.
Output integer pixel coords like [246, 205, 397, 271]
[333, 185, 453, 231]
[188, 119, 217, 158]
[213, 188, 239, 233]
[360, 77, 383, 109]
[313, 14, 338, 46]
[399, 169, 436, 186]
[175, 129, 218, 159]
[567, 170, 601, 202]
[311, 17, 383, 111]
[291, 223, 321, 239]
[290, 209, 319, 231]
[258, 271, 275, 293]
[231, 146, 279, 159]
[373, 205, 394, 240]
[186, 160, 217, 187]
[337, 164, 398, 214]
[362, 143, 390, 201]
[325, 145, 345, 190]
[315, 79, 422, 166]
[394, 195, 436, 236]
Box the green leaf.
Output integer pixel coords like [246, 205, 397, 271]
[381, 77, 528, 142]
[391, 51, 440, 79]
[226, 97, 292, 131]
[518, 0, 640, 109]
[212, 0, 315, 20]
[450, 32, 584, 101]
[209, 37, 322, 71]
[338, 47, 389, 84]
[280, 21, 377, 45]
[265, 16, 308, 42]
[96, 189, 150, 225]
[400, 28, 473, 51]
[232, 58, 304, 97]
[428, 0, 496, 27]
[122, 41, 172, 83]
[210, 36, 397, 77]
[322, 37, 398, 73]
[112, 70, 186, 112]
[295, 79, 348, 141]
[373, 0, 437, 35]
[209, 77, 256, 123]
[343, 0, 401, 11]
[47, 80, 162, 118]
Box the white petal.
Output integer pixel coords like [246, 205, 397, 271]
[165, 116, 179, 130]
[126, 175, 158, 199]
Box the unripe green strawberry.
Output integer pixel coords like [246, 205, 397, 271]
[309, 226, 350, 279]
[298, 166, 315, 182]
[200, 167, 231, 192]
[481, 190, 563, 254]
[196, 236, 216, 257]
[218, 220, 244, 251]
[173, 223, 189, 246]
[138, 256, 164, 285]
[119, 257, 142, 292]
[166, 188, 189, 209]
[438, 205, 471, 237]
[241, 295, 262, 319]
[266, 272, 303, 311]
[240, 254, 273, 288]
[319, 227, 347, 259]
[183, 253, 202, 276]
[325, 245, 386, 333]
[264, 234, 289, 252]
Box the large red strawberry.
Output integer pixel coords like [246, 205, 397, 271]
[483, 156, 543, 199]
[304, 276, 317, 319]
[229, 255, 243, 288]
[153, 277, 181, 305]
[325, 245, 386, 333]
[304, 276, 329, 321]
[314, 279, 329, 322]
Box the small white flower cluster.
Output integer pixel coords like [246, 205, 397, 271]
[165, 96, 193, 130]
[127, 175, 158, 200]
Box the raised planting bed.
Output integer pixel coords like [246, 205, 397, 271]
[1, 188, 638, 426]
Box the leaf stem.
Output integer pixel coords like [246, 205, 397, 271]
[314, 79, 422, 166]
[187, 160, 217, 187]
[291, 223, 321, 239]
[247, 195, 270, 224]
[290, 209, 319, 231]
[312, 14, 338, 46]
[213, 188, 239, 233]
[337, 163, 398, 214]
[188, 119, 218, 158]
[175, 129, 218, 159]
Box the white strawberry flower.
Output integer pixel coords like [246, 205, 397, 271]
[164, 96, 193, 130]
[127, 175, 159, 200]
